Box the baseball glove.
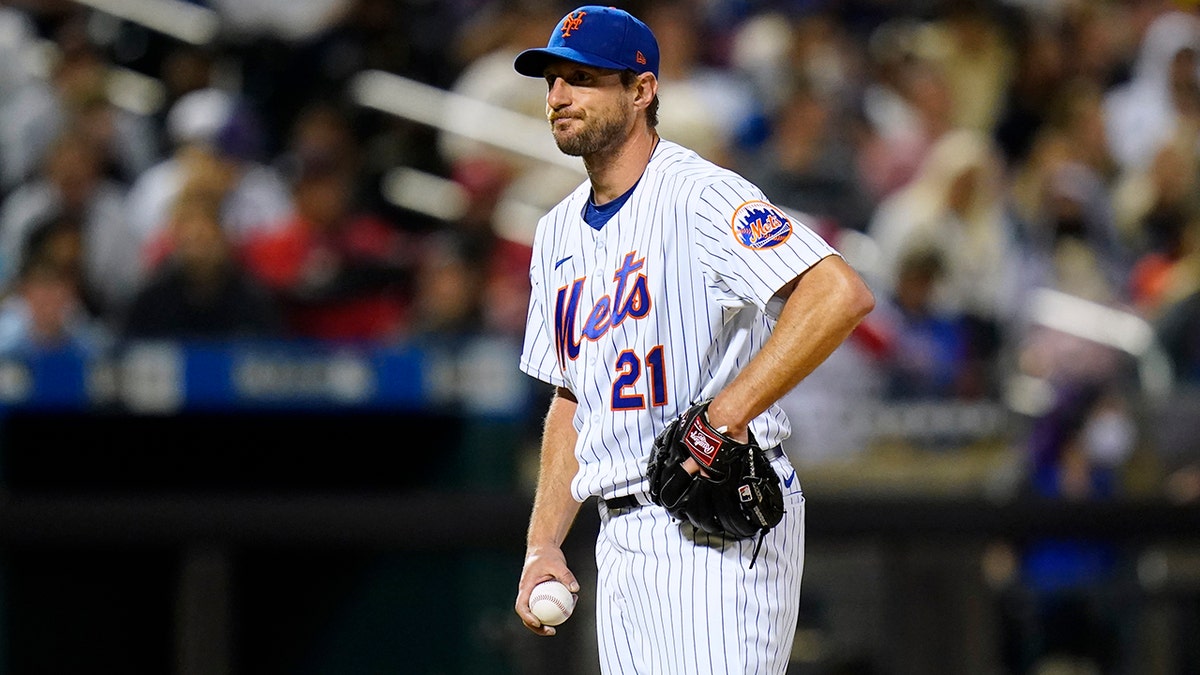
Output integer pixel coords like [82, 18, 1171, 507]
[647, 400, 785, 566]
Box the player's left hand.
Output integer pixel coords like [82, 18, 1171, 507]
[647, 400, 785, 553]
[515, 545, 579, 636]
[679, 404, 748, 476]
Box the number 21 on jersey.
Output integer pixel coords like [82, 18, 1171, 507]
[554, 251, 667, 410]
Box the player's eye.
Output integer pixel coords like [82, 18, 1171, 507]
[544, 69, 602, 89]
[545, 74, 581, 89]
[568, 71, 593, 85]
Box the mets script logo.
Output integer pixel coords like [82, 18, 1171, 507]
[554, 251, 651, 367]
[561, 10, 586, 37]
[731, 200, 792, 250]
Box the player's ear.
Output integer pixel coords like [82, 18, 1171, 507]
[633, 73, 657, 111]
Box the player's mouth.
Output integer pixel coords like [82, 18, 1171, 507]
[550, 113, 582, 127]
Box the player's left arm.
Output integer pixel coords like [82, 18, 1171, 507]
[705, 254, 875, 441]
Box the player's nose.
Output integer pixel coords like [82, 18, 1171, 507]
[546, 77, 571, 108]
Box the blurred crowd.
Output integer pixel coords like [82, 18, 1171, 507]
[2, 0, 1200, 496]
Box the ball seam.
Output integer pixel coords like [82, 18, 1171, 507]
[531, 592, 570, 618]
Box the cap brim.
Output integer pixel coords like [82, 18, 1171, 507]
[513, 47, 632, 77]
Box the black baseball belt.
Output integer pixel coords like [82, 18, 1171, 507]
[602, 445, 786, 510]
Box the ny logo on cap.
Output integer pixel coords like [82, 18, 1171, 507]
[561, 10, 586, 37]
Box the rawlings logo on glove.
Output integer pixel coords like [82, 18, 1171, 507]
[683, 416, 724, 469]
[646, 399, 786, 567]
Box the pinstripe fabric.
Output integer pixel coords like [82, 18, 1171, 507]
[596, 458, 805, 674]
[519, 139, 830, 672]
[519, 140, 838, 504]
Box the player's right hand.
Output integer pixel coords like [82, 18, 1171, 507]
[515, 545, 579, 636]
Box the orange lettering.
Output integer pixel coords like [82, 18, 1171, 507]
[561, 11, 586, 37]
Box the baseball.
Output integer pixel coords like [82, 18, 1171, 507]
[529, 580, 576, 626]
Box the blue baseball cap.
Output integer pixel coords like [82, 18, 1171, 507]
[513, 6, 659, 78]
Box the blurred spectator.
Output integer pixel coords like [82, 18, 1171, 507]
[867, 129, 1020, 394]
[992, 19, 1066, 165]
[0, 15, 159, 192]
[477, 230, 534, 339]
[1102, 9, 1200, 173]
[241, 150, 418, 342]
[278, 101, 362, 185]
[1049, 79, 1118, 184]
[408, 231, 484, 338]
[1005, 382, 1133, 675]
[331, 0, 413, 78]
[912, 1, 1015, 135]
[1027, 383, 1135, 503]
[856, 17, 923, 157]
[120, 189, 283, 340]
[278, 99, 385, 222]
[855, 42, 956, 201]
[1110, 59, 1200, 256]
[867, 130, 1014, 301]
[124, 87, 293, 261]
[155, 43, 223, 131]
[782, 12, 862, 113]
[0, 127, 140, 317]
[727, 12, 797, 117]
[642, 0, 764, 166]
[437, 141, 536, 339]
[203, 0, 354, 152]
[450, 190, 534, 339]
[724, 10, 863, 144]
[736, 81, 874, 232]
[0, 213, 109, 357]
[1151, 379, 1200, 505]
[437, 3, 557, 178]
[1128, 199, 1200, 318]
[1009, 133, 1128, 310]
[871, 247, 973, 400]
[227, 0, 418, 159]
[0, 7, 37, 107]
[1059, 0, 1129, 87]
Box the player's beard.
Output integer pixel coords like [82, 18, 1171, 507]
[550, 104, 632, 157]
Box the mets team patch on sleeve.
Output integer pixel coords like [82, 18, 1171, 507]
[731, 200, 792, 250]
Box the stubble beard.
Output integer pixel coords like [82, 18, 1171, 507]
[551, 108, 630, 157]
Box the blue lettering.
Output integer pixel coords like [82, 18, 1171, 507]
[582, 296, 612, 339]
[554, 251, 652, 368]
[554, 278, 586, 366]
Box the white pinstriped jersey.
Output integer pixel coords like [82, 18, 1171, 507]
[520, 140, 838, 503]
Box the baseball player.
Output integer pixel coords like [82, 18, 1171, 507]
[511, 6, 875, 673]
